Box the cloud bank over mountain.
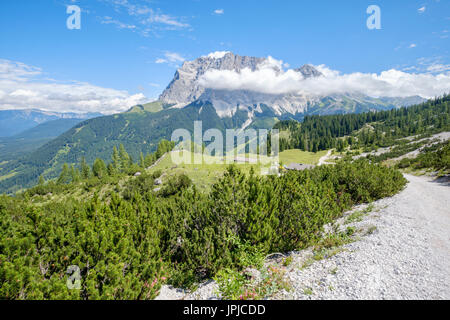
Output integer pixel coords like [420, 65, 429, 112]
[199, 56, 450, 99]
[0, 59, 147, 114]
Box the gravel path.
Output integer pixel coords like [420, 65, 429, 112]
[318, 150, 332, 166]
[156, 173, 450, 300]
[280, 174, 450, 300]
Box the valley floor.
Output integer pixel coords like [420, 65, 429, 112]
[157, 173, 450, 300]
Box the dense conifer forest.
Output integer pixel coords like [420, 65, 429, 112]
[276, 95, 449, 152]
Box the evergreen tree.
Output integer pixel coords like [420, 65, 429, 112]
[140, 152, 145, 168]
[92, 158, 107, 179]
[57, 163, 71, 184]
[112, 146, 120, 170]
[80, 157, 91, 179]
[107, 163, 116, 176]
[119, 144, 131, 172]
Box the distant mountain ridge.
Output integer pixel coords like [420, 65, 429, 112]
[0, 118, 86, 162]
[0, 109, 102, 137]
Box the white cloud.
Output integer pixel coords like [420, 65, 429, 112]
[198, 57, 450, 99]
[165, 52, 185, 62]
[0, 60, 41, 81]
[409, 43, 417, 48]
[214, 9, 224, 15]
[406, 56, 450, 74]
[426, 63, 450, 73]
[0, 59, 147, 114]
[101, 0, 190, 35]
[101, 16, 137, 29]
[10, 89, 39, 97]
[145, 12, 190, 28]
[203, 51, 230, 59]
[155, 52, 185, 65]
[418, 6, 426, 13]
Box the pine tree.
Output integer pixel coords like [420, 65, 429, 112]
[70, 165, 80, 183]
[119, 144, 131, 172]
[80, 157, 91, 179]
[140, 152, 145, 168]
[112, 146, 120, 170]
[92, 158, 107, 179]
[57, 163, 71, 184]
[107, 163, 116, 176]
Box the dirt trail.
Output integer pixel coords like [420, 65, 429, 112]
[283, 174, 450, 300]
[318, 150, 332, 166]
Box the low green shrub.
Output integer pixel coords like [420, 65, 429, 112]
[0, 159, 407, 298]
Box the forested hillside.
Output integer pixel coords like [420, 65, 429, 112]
[276, 95, 450, 152]
[0, 118, 85, 162]
[0, 102, 248, 194]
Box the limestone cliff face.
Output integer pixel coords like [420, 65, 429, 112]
[159, 52, 266, 106]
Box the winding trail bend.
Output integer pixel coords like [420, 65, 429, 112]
[284, 174, 450, 300]
[318, 150, 332, 166]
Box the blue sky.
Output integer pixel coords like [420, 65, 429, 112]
[0, 0, 449, 113]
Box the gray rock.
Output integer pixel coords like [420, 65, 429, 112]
[159, 52, 265, 106]
[294, 64, 323, 78]
[243, 268, 261, 282]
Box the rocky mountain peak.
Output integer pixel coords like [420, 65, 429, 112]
[157, 53, 422, 120]
[159, 52, 266, 106]
[295, 64, 323, 78]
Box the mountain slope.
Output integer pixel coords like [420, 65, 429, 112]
[0, 118, 86, 162]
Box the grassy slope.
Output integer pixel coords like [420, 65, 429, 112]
[147, 149, 328, 192]
[279, 149, 328, 165]
[127, 101, 164, 114]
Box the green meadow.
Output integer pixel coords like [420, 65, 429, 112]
[147, 149, 328, 191]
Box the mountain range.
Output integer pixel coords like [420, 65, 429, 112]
[0, 52, 428, 193]
[159, 52, 424, 121]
